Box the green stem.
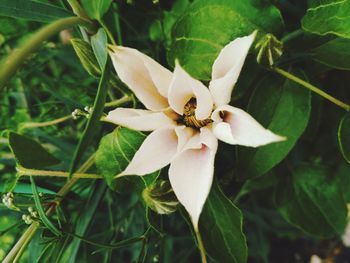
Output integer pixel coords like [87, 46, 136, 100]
[0, 16, 91, 89]
[2, 154, 96, 263]
[99, 19, 117, 45]
[67, 0, 90, 20]
[281, 29, 303, 43]
[105, 95, 133, 107]
[20, 95, 132, 129]
[17, 166, 102, 179]
[274, 67, 350, 111]
[195, 227, 207, 263]
[113, 3, 123, 45]
[20, 115, 72, 129]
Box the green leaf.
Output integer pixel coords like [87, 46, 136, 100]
[274, 164, 347, 238]
[71, 38, 101, 78]
[310, 37, 350, 70]
[30, 176, 62, 237]
[91, 28, 108, 70]
[302, 0, 350, 39]
[199, 181, 247, 263]
[338, 112, 350, 163]
[81, 0, 112, 20]
[0, 0, 72, 23]
[95, 127, 159, 191]
[8, 132, 60, 169]
[0, 182, 55, 194]
[168, 0, 283, 80]
[237, 71, 311, 179]
[69, 58, 110, 176]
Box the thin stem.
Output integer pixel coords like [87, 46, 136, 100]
[2, 154, 96, 263]
[194, 227, 207, 263]
[67, 0, 90, 20]
[20, 115, 72, 129]
[20, 95, 132, 129]
[17, 166, 102, 179]
[3, 222, 40, 263]
[274, 67, 350, 112]
[0, 16, 91, 89]
[113, 3, 123, 45]
[98, 19, 117, 45]
[105, 95, 133, 107]
[281, 29, 303, 43]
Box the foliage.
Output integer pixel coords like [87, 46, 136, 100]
[0, 0, 350, 262]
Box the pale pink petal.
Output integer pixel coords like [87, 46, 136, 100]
[169, 127, 218, 228]
[109, 46, 172, 110]
[120, 127, 178, 176]
[174, 125, 196, 152]
[105, 108, 174, 131]
[211, 105, 286, 147]
[209, 31, 256, 106]
[168, 62, 213, 120]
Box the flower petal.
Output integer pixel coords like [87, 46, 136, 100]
[168, 62, 213, 120]
[209, 31, 256, 106]
[211, 105, 286, 147]
[169, 128, 218, 228]
[109, 46, 172, 110]
[105, 108, 175, 131]
[120, 127, 179, 176]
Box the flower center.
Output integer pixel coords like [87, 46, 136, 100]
[179, 98, 213, 129]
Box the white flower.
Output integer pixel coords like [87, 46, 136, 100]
[106, 31, 285, 229]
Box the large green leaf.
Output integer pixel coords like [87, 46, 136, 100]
[168, 0, 283, 80]
[95, 127, 158, 191]
[0, 0, 72, 23]
[8, 132, 59, 169]
[310, 37, 350, 70]
[237, 71, 311, 179]
[338, 112, 350, 164]
[302, 0, 350, 39]
[274, 164, 347, 238]
[199, 181, 247, 263]
[81, 0, 112, 20]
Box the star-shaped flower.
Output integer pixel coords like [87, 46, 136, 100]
[106, 31, 285, 229]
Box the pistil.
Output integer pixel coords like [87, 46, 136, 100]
[179, 98, 213, 129]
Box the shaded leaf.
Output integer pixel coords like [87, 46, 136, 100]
[338, 112, 350, 163]
[199, 181, 247, 263]
[65, 182, 107, 263]
[274, 164, 347, 238]
[8, 132, 59, 169]
[237, 71, 311, 179]
[168, 0, 283, 80]
[311, 37, 350, 70]
[0, 0, 72, 23]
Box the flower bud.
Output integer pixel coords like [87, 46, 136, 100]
[255, 33, 283, 67]
[142, 180, 179, 215]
